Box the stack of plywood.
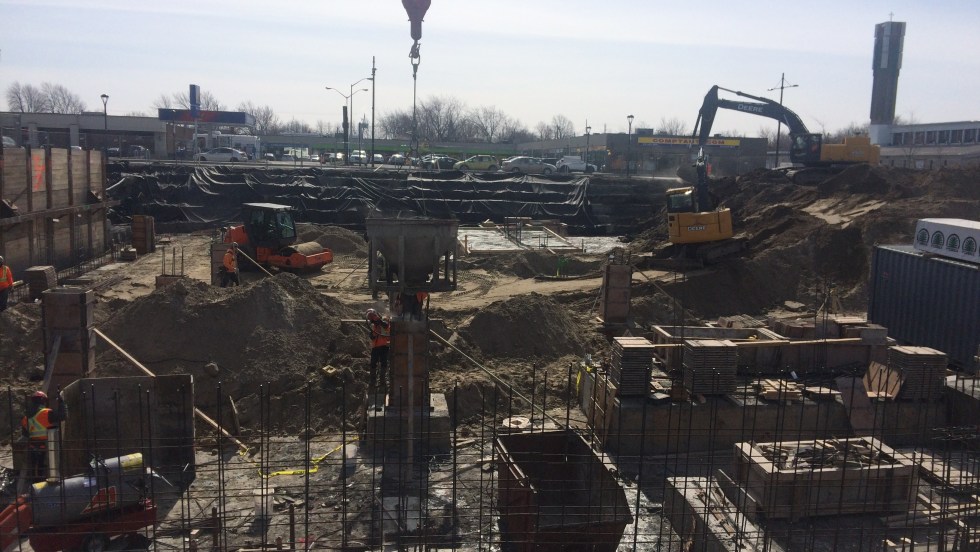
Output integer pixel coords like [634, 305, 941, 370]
[609, 336, 654, 397]
[682, 339, 737, 395]
[890, 346, 947, 401]
[22, 265, 57, 301]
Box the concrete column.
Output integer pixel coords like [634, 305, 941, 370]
[68, 124, 80, 147]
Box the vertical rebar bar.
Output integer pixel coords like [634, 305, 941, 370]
[304, 383, 311, 550]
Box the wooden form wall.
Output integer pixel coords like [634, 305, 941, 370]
[0, 147, 111, 277]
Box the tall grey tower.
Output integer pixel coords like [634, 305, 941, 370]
[869, 20, 906, 145]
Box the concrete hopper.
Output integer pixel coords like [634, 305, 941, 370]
[366, 212, 458, 293]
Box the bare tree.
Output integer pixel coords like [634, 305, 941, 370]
[379, 109, 414, 139]
[152, 93, 175, 109]
[418, 95, 470, 142]
[125, 111, 148, 117]
[551, 114, 575, 140]
[656, 116, 688, 136]
[163, 90, 225, 111]
[500, 119, 535, 143]
[237, 102, 280, 134]
[534, 122, 552, 140]
[281, 119, 313, 134]
[39, 83, 86, 114]
[6, 82, 51, 112]
[471, 106, 508, 143]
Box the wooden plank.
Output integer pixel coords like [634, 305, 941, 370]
[836, 377, 877, 434]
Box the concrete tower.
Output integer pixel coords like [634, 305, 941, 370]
[869, 20, 906, 145]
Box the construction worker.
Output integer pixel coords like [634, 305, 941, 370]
[0, 255, 12, 312]
[20, 391, 66, 480]
[221, 243, 240, 287]
[366, 308, 391, 388]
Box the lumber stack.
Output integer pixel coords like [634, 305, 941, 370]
[609, 336, 654, 397]
[889, 346, 947, 401]
[682, 339, 737, 395]
[22, 265, 58, 301]
[756, 379, 803, 402]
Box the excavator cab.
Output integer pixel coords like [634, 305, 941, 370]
[789, 133, 824, 165]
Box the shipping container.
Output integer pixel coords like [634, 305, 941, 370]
[869, 245, 980, 371]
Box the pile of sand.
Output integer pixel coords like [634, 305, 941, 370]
[458, 293, 587, 358]
[98, 273, 365, 432]
[297, 224, 367, 256]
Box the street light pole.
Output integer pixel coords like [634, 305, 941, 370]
[585, 122, 591, 167]
[100, 94, 109, 157]
[626, 114, 634, 179]
[349, 76, 372, 164]
[768, 73, 798, 168]
[371, 57, 377, 167]
[326, 84, 369, 165]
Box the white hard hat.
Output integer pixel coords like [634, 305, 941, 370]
[365, 308, 377, 318]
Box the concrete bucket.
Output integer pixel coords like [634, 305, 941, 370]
[365, 212, 458, 291]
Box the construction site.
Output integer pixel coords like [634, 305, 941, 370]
[1, 138, 979, 552]
[3, 8, 980, 552]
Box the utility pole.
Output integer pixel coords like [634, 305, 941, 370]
[768, 73, 798, 168]
[371, 56, 377, 167]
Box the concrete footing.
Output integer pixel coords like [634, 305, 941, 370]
[363, 392, 451, 457]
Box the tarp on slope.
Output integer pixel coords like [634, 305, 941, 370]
[107, 166, 596, 228]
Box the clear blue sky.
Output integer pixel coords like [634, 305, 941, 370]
[2, 0, 978, 137]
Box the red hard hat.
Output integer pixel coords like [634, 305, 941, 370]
[32, 391, 48, 401]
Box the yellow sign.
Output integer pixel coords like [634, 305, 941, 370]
[638, 136, 741, 147]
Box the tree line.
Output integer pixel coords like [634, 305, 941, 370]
[5, 82, 872, 144]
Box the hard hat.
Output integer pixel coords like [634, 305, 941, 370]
[32, 391, 48, 401]
[365, 308, 377, 319]
[0, 255, 4, 264]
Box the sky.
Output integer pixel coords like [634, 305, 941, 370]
[2, 0, 979, 138]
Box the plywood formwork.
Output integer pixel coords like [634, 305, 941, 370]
[0, 147, 114, 279]
[732, 436, 917, 520]
[665, 476, 779, 552]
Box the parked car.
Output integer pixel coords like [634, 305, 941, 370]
[309, 154, 320, 163]
[372, 153, 385, 164]
[421, 155, 459, 170]
[262, 153, 276, 161]
[541, 157, 560, 167]
[349, 150, 368, 164]
[388, 153, 406, 165]
[555, 155, 597, 174]
[199, 147, 247, 162]
[1, 136, 16, 148]
[279, 153, 296, 162]
[454, 155, 499, 171]
[502, 156, 556, 175]
[107, 147, 121, 157]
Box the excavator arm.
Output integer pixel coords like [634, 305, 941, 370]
[692, 85, 823, 165]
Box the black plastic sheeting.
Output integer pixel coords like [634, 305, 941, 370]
[106, 165, 659, 232]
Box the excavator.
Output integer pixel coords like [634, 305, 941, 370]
[224, 203, 333, 271]
[689, 85, 880, 185]
[659, 150, 744, 266]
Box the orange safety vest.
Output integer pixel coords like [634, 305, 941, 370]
[369, 318, 390, 348]
[0, 265, 12, 290]
[223, 250, 237, 272]
[21, 408, 53, 441]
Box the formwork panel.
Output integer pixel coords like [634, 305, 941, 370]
[732, 436, 916, 519]
[88, 150, 104, 196]
[31, 149, 46, 210]
[2, 148, 30, 213]
[495, 430, 632, 552]
[49, 148, 70, 209]
[70, 148, 88, 205]
[0, 222, 31, 275]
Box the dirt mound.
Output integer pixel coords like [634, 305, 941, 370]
[98, 274, 364, 432]
[458, 293, 587, 358]
[464, 250, 601, 279]
[296, 224, 367, 256]
[0, 302, 44, 382]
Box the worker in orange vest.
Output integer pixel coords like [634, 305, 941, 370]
[221, 244, 240, 287]
[366, 309, 391, 389]
[20, 391, 66, 480]
[0, 255, 13, 312]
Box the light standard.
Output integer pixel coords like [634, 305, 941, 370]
[585, 124, 592, 167]
[768, 73, 798, 167]
[350, 77, 372, 163]
[325, 85, 369, 164]
[100, 94, 109, 156]
[626, 114, 634, 179]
